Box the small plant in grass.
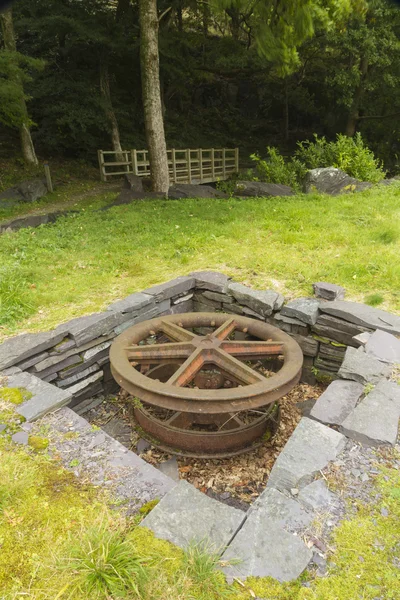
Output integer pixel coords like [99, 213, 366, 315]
[62, 521, 148, 598]
[364, 293, 384, 307]
[182, 540, 233, 599]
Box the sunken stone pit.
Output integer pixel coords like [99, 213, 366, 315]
[1, 271, 400, 583]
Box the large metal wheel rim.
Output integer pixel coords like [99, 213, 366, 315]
[110, 312, 303, 414]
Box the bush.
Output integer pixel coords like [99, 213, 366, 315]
[295, 133, 386, 183]
[250, 147, 306, 190]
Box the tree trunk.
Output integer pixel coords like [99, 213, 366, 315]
[345, 56, 368, 137]
[139, 0, 169, 193]
[0, 7, 38, 166]
[99, 53, 124, 160]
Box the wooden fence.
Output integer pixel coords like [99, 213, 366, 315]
[97, 148, 239, 183]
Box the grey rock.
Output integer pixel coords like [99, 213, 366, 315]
[82, 341, 112, 362]
[313, 282, 345, 301]
[74, 395, 104, 415]
[310, 380, 364, 426]
[303, 168, 372, 195]
[189, 270, 230, 293]
[338, 347, 391, 384]
[107, 291, 154, 314]
[170, 300, 194, 314]
[172, 293, 194, 304]
[51, 338, 77, 354]
[281, 298, 320, 326]
[250, 487, 313, 532]
[319, 301, 400, 336]
[365, 330, 400, 364]
[353, 332, 371, 346]
[168, 184, 228, 199]
[0, 330, 65, 371]
[33, 354, 83, 379]
[193, 301, 215, 313]
[17, 179, 48, 202]
[228, 282, 282, 317]
[66, 371, 103, 396]
[0, 424, 7, 433]
[223, 303, 243, 315]
[274, 313, 309, 327]
[193, 292, 222, 309]
[290, 334, 319, 357]
[143, 276, 195, 302]
[202, 290, 233, 304]
[140, 480, 245, 551]
[2, 366, 22, 376]
[157, 457, 180, 483]
[296, 398, 317, 417]
[56, 311, 127, 346]
[32, 352, 78, 373]
[241, 306, 264, 320]
[298, 479, 336, 511]
[7, 372, 72, 421]
[234, 181, 294, 197]
[113, 299, 171, 335]
[137, 438, 151, 453]
[12, 431, 29, 445]
[267, 418, 346, 492]
[123, 173, 144, 192]
[340, 380, 400, 446]
[313, 314, 371, 347]
[16, 351, 50, 371]
[221, 514, 312, 583]
[58, 364, 100, 388]
[318, 343, 346, 362]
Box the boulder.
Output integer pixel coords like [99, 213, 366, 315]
[313, 282, 346, 301]
[122, 173, 144, 192]
[303, 168, 372, 195]
[168, 184, 228, 199]
[281, 297, 320, 325]
[0, 178, 48, 205]
[234, 181, 294, 197]
[227, 282, 283, 317]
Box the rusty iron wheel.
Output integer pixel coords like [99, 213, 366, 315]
[110, 312, 303, 456]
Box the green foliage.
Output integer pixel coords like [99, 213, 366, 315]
[62, 521, 147, 598]
[0, 267, 35, 326]
[139, 499, 160, 516]
[364, 293, 384, 306]
[182, 541, 231, 600]
[251, 147, 306, 189]
[295, 133, 386, 182]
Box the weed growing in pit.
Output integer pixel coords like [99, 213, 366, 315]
[364, 293, 384, 307]
[182, 541, 233, 600]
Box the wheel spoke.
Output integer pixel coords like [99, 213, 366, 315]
[212, 318, 237, 340]
[167, 347, 205, 387]
[126, 342, 194, 362]
[220, 340, 284, 359]
[211, 348, 265, 385]
[159, 320, 197, 342]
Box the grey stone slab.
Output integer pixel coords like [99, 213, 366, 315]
[267, 418, 346, 492]
[338, 347, 391, 384]
[12, 431, 29, 445]
[318, 343, 346, 362]
[16, 351, 50, 371]
[290, 334, 318, 357]
[170, 300, 194, 314]
[32, 352, 78, 373]
[56, 312, 127, 346]
[227, 282, 282, 317]
[189, 271, 230, 293]
[274, 313, 308, 327]
[340, 380, 400, 446]
[353, 332, 371, 346]
[107, 291, 154, 314]
[33, 354, 83, 379]
[113, 300, 171, 335]
[58, 364, 101, 388]
[298, 480, 337, 512]
[0, 330, 65, 370]
[203, 290, 234, 304]
[157, 457, 180, 483]
[310, 380, 364, 426]
[74, 395, 104, 415]
[2, 366, 22, 376]
[320, 301, 400, 336]
[193, 301, 215, 313]
[281, 298, 320, 325]
[140, 479, 245, 551]
[313, 282, 345, 301]
[193, 293, 222, 309]
[7, 372, 72, 422]
[172, 293, 194, 305]
[241, 306, 264, 320]
[69, 382, 104, 408]
[51, 338, 77, 354]
[143, 276, 195, 302]
[365, 330, 400, 364]
[221, 515, 312, 583]
[222, 303, 243, 315]
[66, 371, 103, 396]
[83, 340, 112, 362]
[250, 487, 313, 532]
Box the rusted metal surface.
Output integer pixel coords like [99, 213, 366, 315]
[110, 312, 303, 456]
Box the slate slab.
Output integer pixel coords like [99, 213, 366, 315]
[267, 418, 346, 491]
[290, 334, 319, 357]
[168, 184, 228, 199]
[227, 282, 283, 317]
[140, 480, 245, 551]
[12, 431, 29, 445]
[157, 457, 180, 483]
[113, 299, 171, 335]
[250, 487, 313, 532]
[7, 372, 72, 422]
[313, 282, 345, 301]
[143, 276, 195, 302]
[340, 380, 400, 446]
[365, 330, 400, 364]
[281, 298, 320, 325]
[298, 479, 337, 512]
[66, 371, 103, 396]
[310, 380, 364, 426]
[189, 271, 230, 293]
[107, 291, 154, 314]
[221, 514, 312, 583]
[56, 312, 128, 346]
[0, 330, 65, 371]
[303, 167, 372, 195]
[234, 181, 294, 197]
[319, 301, 400, 335]
[338, 347, 391, 384]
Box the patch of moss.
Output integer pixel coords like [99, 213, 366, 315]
[28, 435, 49, 450]
[63, 431, 80, 440]
[0, 386, 32, 405]
[139, 498, 159, 516]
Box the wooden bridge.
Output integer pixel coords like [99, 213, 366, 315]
[97, 148, 239, 183]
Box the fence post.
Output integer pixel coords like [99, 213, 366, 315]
[43, 163, 53, 193]
[186, 149, 192, 184]
[98, 150, 106, 182]
[199, 149, 203, 183]
[131, 149, 137, 175]
[235, 147, 239, 173]
[211, 148, 215, 180]
[222, 148, 226, 179]
[172, 149, 177, 183]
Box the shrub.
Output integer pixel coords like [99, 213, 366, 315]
[295, 133, 386, 183]
[250, 147, 306, 190]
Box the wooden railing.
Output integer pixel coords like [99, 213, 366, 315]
[97, 148, 239, 183]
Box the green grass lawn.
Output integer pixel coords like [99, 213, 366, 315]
[0, 185, 399, 339]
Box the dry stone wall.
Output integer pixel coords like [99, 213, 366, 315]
[1, 271, 400, 418]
